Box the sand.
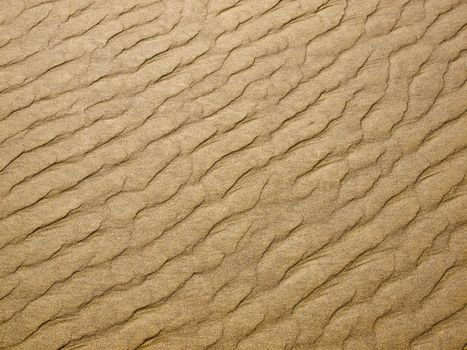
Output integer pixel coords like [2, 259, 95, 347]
[0, 0, 466, 349]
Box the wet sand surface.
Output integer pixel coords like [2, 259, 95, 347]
[0, 0, 466, 349]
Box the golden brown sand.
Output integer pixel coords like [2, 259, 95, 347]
[0, 0, 466, 349]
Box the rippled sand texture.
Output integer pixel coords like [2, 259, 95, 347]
[0, 0, 466, 349]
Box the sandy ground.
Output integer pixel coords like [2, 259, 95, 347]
[0, 0, 466, 349]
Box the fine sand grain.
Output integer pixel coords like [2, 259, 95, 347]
[0, 0, 466, 349]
